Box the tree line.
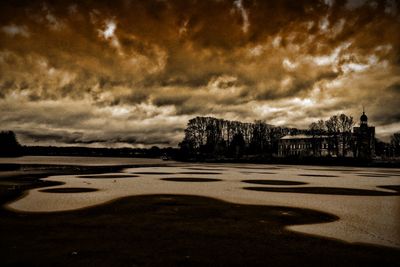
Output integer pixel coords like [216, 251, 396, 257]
[178, 116, 304, 158]
[389, 133, 400, 157]
[308, 114, 400, 158]
[308, 114, 355, 157]
[1, 125, 399, 159]
[0, 130, 179, 158]
[179, 115, 400, 159]
[0, 131, 22, 157]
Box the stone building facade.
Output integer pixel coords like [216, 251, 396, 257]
[278, 111, 375, 158]
[278, 134, 331, 157]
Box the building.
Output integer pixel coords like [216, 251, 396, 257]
[278, 134, 331, 157]
[353, 111, 375, 159]
[278, 111, 375, 159]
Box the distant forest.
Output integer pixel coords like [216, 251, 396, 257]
[0, 131, 177, 158]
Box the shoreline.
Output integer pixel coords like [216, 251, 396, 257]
[176, 157, 400, 168]
[2, 155, 400, 168]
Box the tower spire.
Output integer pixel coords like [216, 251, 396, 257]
[360, 106, 368, 125]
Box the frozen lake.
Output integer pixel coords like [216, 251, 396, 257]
[3, 157, 400, 249]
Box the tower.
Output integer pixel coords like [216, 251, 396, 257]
[353, 109, 375, 159]
[360, 109, 368, 126]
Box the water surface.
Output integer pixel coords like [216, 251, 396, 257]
[3, 157, 400, 249]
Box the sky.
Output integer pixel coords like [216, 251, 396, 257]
[0, 0, 399, 147]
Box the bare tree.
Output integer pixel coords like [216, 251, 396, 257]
[180, 116, 300, 158]
[391, 132, 400, 157]
[0, 131, 21, 156]
[338, 114, 355, 157]
[325, 115, 340, 156]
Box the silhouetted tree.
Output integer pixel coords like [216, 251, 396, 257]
[0, 131, 22, 157]
[273, 127, 293, 153]
[309, 120, 326, 156]
[148, 146, 161, 157]
[391, 132, 400, 157]
[230, 132, 245, 158]
[308, 114, 354, 157]
[250, 121, 269, 154]
[338, 114, 355, 157]
[325, 115, 340, 156]
[375, 139, 391, 158]
[179, 116, 295, 159]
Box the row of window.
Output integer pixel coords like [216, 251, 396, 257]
[279, 143, 329, 150]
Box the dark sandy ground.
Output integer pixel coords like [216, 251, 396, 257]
[1, 163, 400, 267]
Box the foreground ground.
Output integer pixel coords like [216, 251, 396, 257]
[0, 157, 399, 266]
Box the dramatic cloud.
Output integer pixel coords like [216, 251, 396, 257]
[1, 24, 30, 37]
[0, 0, 399, 147]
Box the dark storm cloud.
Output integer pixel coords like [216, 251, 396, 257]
[152, 93, 191, 107]
[0, 0, 399, 146]
[368, 83, 400, 125]
[387, 83, 400, 93]
[254, 70, 340, 100]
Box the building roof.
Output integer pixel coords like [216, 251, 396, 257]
[280, 134, 329, 140]
[281, 134, 312, 140]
